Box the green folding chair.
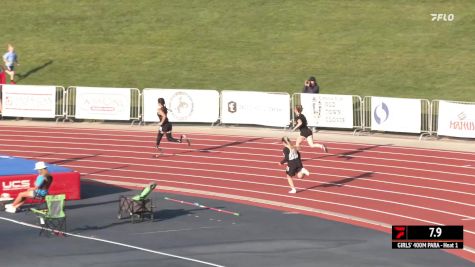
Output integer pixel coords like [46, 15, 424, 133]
[31, 194, 67, 237]
[118, 183, 156, 223]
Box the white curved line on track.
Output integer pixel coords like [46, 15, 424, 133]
[42, 158, 475, 220]
[1, 143, 474, 189]
[0, 217, 225, 267]
[1, 126, 475, 157]
[79, 173, 475, 238]
[5, 148, 475, 207]
[0, 124, 474, 155]
[1, 139, 474, 179]
[2, 133, 474, 168]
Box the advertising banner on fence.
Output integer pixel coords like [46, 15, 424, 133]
[143, 89, 220, 123]
[437, 100, 475, 138]
[220, 91, 290, 127]
[371, 97, 421, 133]
[299, 93, 354, 128]
[75, 87, 131, 120]
[1, 85, 56, 118]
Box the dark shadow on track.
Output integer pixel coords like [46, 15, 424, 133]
[49, 154, 100, 165]
[302, 172, 374, 192]
[198, 137, 263, 153]
[336, 144, 392, 160]
[302, 144, 392, 162]
[85, 165, 130, 175]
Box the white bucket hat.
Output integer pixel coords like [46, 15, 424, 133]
[34, 161, 48, 170]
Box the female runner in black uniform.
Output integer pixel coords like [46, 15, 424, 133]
[279, 136, 310, 194]
[155, 98, 191, 157]
[292, 105, 328, 152]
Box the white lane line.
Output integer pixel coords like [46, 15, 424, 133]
[86, 178, 475, 240]
[1, 142, 474, 183]
[4, 147, 475, 194]
[6, 151, 475, 211]
[0, 216, 225, 267]
[1, 126, 474, 157]
[81, 171, 475, 223]
[1, 133, 474, 166]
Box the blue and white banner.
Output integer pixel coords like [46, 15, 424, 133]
[299, 93, 354, 128]
[437, 100, 475, 138]
[143, 89, 220, 123]
[371, 97, 421, 133]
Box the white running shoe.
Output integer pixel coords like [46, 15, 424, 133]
[181, 135, 191, 146]
[288, 188, 297, 194]
[301, 168, 310, 176]
[5, 206, 16, 213]
[322, 144, 328, 153]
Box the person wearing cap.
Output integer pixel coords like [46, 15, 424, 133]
[302, 76, 319, 94]
[5, 162, 53, 213]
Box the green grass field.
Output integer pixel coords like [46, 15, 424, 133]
[2, 0, 474, 101]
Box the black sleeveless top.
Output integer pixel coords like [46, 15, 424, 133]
[158, 107, 169, 125]
[295, 114, 308, 129]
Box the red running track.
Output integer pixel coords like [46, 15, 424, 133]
[1, 125, 474, 262]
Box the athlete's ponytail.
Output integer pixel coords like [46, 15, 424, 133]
[281, 136, 296, 150]
[157, 98, 166, 106]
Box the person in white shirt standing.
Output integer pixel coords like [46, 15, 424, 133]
[3, 44, 19, 84]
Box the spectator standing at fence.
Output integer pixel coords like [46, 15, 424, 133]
[3, 44, 19, 84]
[279, 136, 310, 194]
[302, 76, 319, 94]
[292, 105, 328, 152]
[154, 97, 191, 157]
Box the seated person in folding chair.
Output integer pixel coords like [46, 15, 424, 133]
[5, 162, 53, 213]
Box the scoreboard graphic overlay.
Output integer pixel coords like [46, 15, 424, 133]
[392, 225, 464, 249]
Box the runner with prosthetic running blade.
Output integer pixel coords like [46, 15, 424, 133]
[155, 98, 191, 157]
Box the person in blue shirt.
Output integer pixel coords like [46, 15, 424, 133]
[5, 162, 53, 213]
[3, 44, 19, 84]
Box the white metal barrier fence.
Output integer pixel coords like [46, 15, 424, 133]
[65, 86, 141, 123]
[220, 91, 290, 127]
[291, 93, 363, 130]
[141, 88, 220, 125]
[361, 96, 431, 138]
[0, 85, 65, 121]
[432, 100, 475, 138]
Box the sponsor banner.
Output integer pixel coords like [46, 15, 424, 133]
[75, 87, 131, 120]
[221, 91, 290, 127]
[299, 93, 354, 128]
[0, 172, 81, 200]
[1, 85, 56, 118]
[143, 89, 219, 123]
[437, 101, 475, 138]
[371, 97, 421, 133]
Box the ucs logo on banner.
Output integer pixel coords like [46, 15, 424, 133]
[2, 180, 30, 191]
